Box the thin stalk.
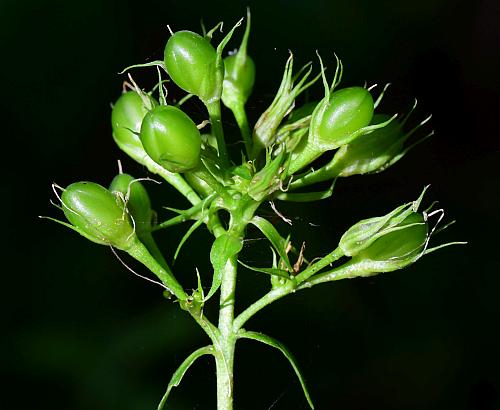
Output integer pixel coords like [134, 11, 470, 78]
[230, 103, 252, 158]
[190, 162, 229, 201]
[289, 160, 340, 190]
[126, 239, 187, 300]
[297, 260, 361, 288]
[233, 280, 295, 332]
[142, 155, 201, 206]
[234, 247, 344, 331]
[295, 246, 344, 283]
[207, 100, 230, 168]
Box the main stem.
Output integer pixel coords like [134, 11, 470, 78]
[215, 256, 238, 410]
[214, 200, 259, 409]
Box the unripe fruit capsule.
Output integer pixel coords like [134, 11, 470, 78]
[315, 86, 374, 150]
[62, 181, 135, 250]
[164, 31, 220, 103]
[111, 91, 157, 151]
[109, 173, 153, 233]
[140, 105, 201, 173]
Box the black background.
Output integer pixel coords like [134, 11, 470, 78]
[2, 0, 499, 409]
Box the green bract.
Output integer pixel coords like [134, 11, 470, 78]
[164, 31, 220, 103]
[111, 91, 157, 155]
[109, 173, 153, 234]
[61, 182, 135, 250]
[140, 105, 201, 173]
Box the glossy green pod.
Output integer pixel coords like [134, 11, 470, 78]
[313, 86, 374, 150]
[164, 31, 220, 103]
[111, 91, 157, 153]
[109, 173, 152, 233]
[140, 105, 201, 173]
[62, 181, 135, 250]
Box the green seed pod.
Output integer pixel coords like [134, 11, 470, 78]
[109, 173, 152, 234]
[222, 53, 256, 107]
[111, 91, 157, 154]
[348, 212, 428, 273]
[164, 31, 220, 103]
[221, 10, 255, 109]
[339, 188, 428, 257]
[313, 87, 374, 150]
[140, 105, 201, 173]
[61, 182, 135, 250]
[288, 87, 375, 174]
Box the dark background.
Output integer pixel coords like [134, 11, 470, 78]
[2, 0, 499, 409]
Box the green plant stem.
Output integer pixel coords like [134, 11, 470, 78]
[234, 247, 345, 331]
[126, 238, 187, 300]
[190, 162, 229, 201]
[288, 140, 322, 175]
[212, 199, 261, 409]
[297, 260, 361, 288]
[289, 159, 340, 190]
[295, 246, 344, 283]
[153, 194, 217, 231]
[230, 103, 252, 158]
[233, 279, 295, 332]
[215, 255, 238, 410]
[114, 139, 201, 206]
[207, 100, 230, 168]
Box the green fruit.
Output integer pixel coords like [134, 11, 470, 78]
[62, 182, 135, 250]
[314, 86, 374, 150]
[164, 31, 220, 103]
[222, 53, 255, 107]
[350, 212, 428, 273]
[111, 91, 157, 152]
[109, 173, 152, 233]
[140, 105, 201, 173]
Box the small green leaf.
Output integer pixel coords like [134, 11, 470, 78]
[238, 260, 290, 278]
[174, 218, 204, 262]
[157, 345, 214, 410]
[206, 233, 243, 301]
[250, 216, 293, 272]
[239, 331, 315, 409]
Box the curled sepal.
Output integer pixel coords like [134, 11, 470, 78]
[238, 331, 315, 410]
[157, 345, 214, 410]
[140, 105, 201, 173]
[61, 181, 136, 250]
[222, 9, 255, 108]
[339, 186, 428, 257]
[111, 91, 158, 159]
[252, 54, 321, 156]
